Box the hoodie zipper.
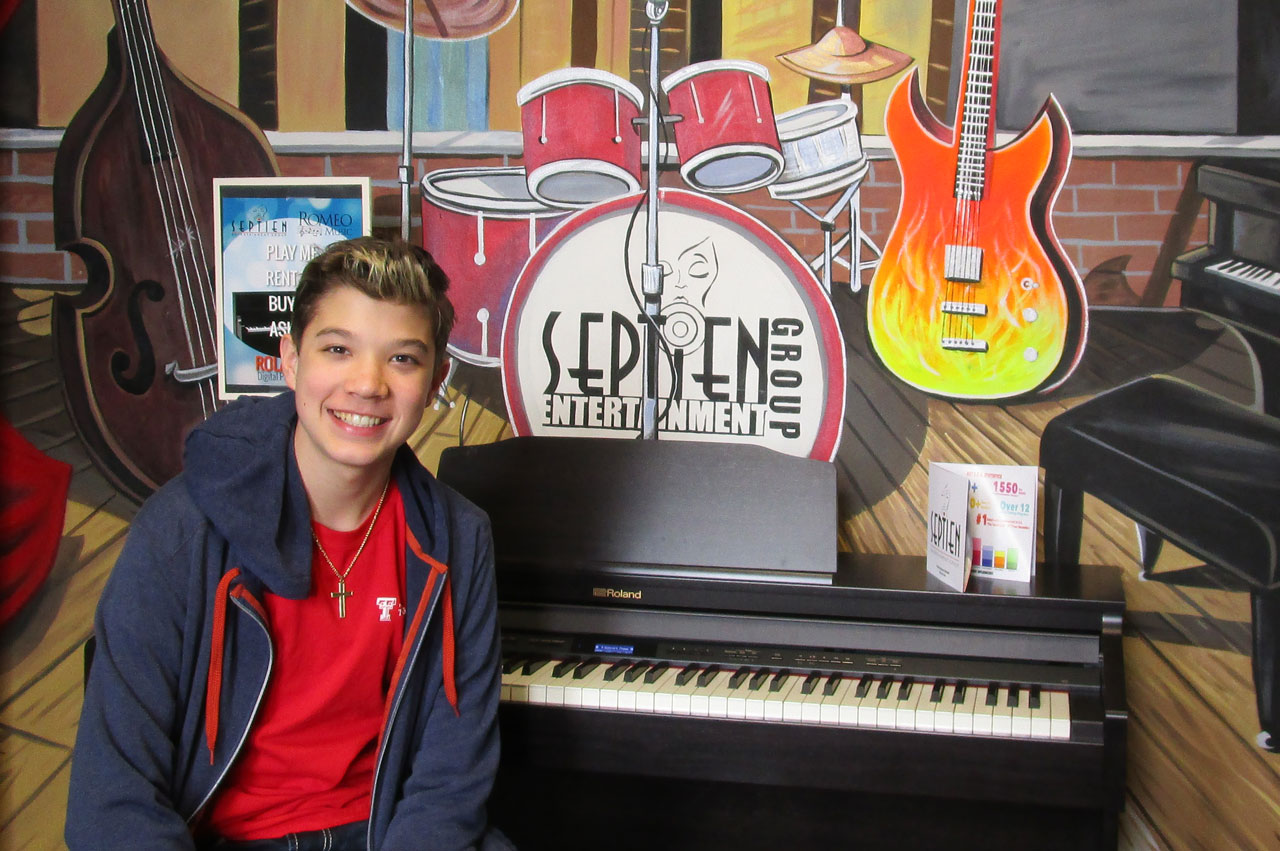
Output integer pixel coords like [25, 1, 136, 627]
[186, 592, 275, 823]
[365, 568, 445, 849]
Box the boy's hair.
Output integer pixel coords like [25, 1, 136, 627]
[290, 236, 455, 365]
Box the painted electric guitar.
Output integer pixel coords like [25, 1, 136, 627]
[866, 0, 1087, 400]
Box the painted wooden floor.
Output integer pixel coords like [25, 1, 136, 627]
[3, 285, 1279, 849]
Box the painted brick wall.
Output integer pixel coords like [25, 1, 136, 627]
[0, 144, 1209, 307]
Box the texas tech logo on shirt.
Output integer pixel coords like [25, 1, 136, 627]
[375, 597, 401, 622]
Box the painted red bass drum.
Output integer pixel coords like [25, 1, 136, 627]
[500, 189, 845, 460]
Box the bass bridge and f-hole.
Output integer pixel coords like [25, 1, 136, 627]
[110, 279, 164, 395]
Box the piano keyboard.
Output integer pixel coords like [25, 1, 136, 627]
[1206, 257, 1280, 291]
[501, 656, 1072, 740]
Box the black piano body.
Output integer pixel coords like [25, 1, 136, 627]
[439, 438, 1127, 850]
[1173, 160, 1280, 414]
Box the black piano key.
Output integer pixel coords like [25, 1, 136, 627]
[573, 658, 602, 679]
[552, 659, 578, 678]
[876, 677, 895, 700]
[800, 671, 822, 695]
[749, 669, 771, 691]
[1029, 684, 1042, 710]
[644, 661, 670, 684]
[823, 672, 843, 696]
[697, 665, 722, 687]
[501, 657, 526, 675]
[985, 684, 1000, 707]
[523, 659, 550, 676]
[930, 680, 946, 703]
[675, 665, 703, 686]
[604, 660, 630, 682]
[623, 661, 651, 683]
[897, 677, 915, 701]
[855, 677, 874, 698]
[1007, 685, 1020, 707]
[953, 680, 967, 703]
[769, 669, 792, 692]
[729, 666, 751, 689]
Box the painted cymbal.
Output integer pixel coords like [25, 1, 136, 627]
[777, 26, 912, 85]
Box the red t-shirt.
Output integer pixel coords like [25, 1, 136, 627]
[205, 484, 407, 840]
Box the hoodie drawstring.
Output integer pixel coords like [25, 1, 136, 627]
[206, 567, 241, 763]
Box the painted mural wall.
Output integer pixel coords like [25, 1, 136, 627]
[3, 0, 1280, 848]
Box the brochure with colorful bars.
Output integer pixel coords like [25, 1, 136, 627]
[927, 462, 1039, 589]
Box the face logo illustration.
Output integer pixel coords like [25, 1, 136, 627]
[656, 236, 720, 352]
[376, 596, 399, 622]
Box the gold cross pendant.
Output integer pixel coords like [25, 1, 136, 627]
[331, 579, 353, 618]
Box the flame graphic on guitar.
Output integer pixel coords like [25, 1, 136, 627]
[866, 0, 1087, 400]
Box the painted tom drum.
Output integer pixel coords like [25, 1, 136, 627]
[420, 166, 569, 367]
[516, 68, 645, 209]
[768, 99, 869, 201]
[660, 60, 784, 194]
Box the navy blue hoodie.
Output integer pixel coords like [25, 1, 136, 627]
[66, 391, 501, 849]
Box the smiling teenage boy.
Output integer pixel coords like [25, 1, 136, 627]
[67, 238, 504, 850]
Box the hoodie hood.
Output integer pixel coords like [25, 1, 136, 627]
[183, 391, 313, 598]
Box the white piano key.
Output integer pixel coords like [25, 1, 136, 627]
[913, 681, 940, 732]
[701, 670, 734, 718]
[614, 662, 650, 711]
[991, 687, 1014, 737]
[857, 678, 883, 727]
[952, 684, 977, 735]
[799, 673, 831, 724]
[526, 662, 563, 705]
[1049, 690, 1071, 739]
[894, 679, 923, 730]
[688, 667, 724, 717]
[724, 670, 753, 719]
[668, 667, 704, 716]
[821, 677, 855, 726]
[1030, 688, 1052, 738]
[838, 677, 868, 726]
[570, 663, 611, 709]
[544, 661, 579, 706]
[933, 683, 957, 733]
[972, 685, 995, 735]
[501, 659, 535, 702]
[743, 671, 772, 720]
[876, 679, 900, 729]
[765, 673, 802, 721]
[1010, 686, 1033, 738]
[653, 666, 689, 714]
[596, 661, 630, 710]
[636, 666, 677, 713]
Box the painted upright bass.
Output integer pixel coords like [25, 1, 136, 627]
[866, 0, 1087, 400]
[53, 0, 278, 502]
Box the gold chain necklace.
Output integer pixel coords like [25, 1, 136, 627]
[310, 478, 390, 618]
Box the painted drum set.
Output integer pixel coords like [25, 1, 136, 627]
[421, 13, 910, 375]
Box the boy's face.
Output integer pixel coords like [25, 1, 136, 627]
[281, 284, 448, 483]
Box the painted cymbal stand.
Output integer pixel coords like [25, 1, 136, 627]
[639, 0, 669, 440]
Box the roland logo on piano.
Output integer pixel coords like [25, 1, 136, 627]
[593, 586, 643, 601]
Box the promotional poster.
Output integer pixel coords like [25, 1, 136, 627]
[214, 177, 371, 397]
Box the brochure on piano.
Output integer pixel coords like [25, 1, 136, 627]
[926, 462, 1038, 590]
